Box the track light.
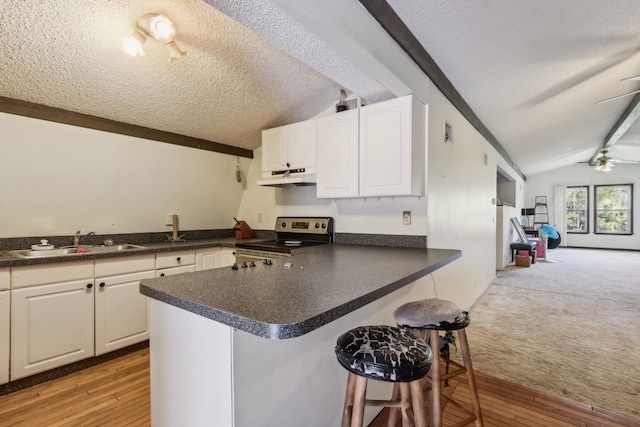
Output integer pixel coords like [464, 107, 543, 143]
[123, 14, 186, 61]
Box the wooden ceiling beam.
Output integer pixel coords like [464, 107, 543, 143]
[590, 93, 640, 165]
[0, 96, 253, 159]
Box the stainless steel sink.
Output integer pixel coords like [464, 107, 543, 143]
[9, 244, 146, 258]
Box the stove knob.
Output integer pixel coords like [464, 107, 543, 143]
[281, 222, 286, 228]
[231, 263, 239, 270]
[249, 261, 256, 267]
[263, 258, 273, 265]
[315, 223, 320, 228]
[241, 261, 248, 268]
[321, 223, 327, 229]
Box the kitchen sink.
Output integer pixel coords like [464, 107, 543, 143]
[9, 244, 146, 258]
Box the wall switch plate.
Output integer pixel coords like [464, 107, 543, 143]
[166, 213, 174, 226]
[403, 211, 411, 225]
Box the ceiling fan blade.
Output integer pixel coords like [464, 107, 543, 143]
[621, 75, 640, 81]
[595, 89, 640, 104]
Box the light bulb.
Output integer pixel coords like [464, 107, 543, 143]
[150, 14, 176, 43]
[122, 31, 146, 56]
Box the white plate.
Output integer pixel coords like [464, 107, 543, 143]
[285, 240, 302, 246]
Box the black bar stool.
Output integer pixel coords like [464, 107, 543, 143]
[335, 325, 433, 427]
[394, 299, 483, 427]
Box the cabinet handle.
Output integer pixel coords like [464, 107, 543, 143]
[160, 273, 165, 277]
[99, 282, 106, 288]
[176, 257, 181, 263]
[87, 283, 93, 289]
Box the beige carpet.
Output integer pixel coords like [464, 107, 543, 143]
[457, 248, 640, 420]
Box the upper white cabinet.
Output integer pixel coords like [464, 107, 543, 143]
[262, 119, 317, 173]
[316, 109, 360, 198]
[359, 95, 425, 197]
[317, 95, 426, 198]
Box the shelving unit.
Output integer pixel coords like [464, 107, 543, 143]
[534, 196, 549, 226]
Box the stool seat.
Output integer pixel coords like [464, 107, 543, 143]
[335, 325, 432, 382]
[510, 241, 536, 251]
[394, 299, 469, 330]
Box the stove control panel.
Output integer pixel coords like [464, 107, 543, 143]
[275, 217, 333, 235]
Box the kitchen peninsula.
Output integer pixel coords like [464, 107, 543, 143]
[140, 244, 460, 427]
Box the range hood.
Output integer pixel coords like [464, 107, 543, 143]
[257, 170, 317, 187]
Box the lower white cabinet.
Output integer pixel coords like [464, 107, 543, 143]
[11, 278, 95, 380]
[196, 247, 236, 271]
[0, 290, 9, 385]
[156, 250, 196, 277]
[95, 270, 155, 356]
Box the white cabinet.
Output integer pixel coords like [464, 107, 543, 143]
[95, 255, 155, 356]
[156, 250, 196, 277]
[0, 289, 8, 385]
[359, 95, 425, 197]
[317, 95, 426, 198]
[11, 263, 95, 380]
[262, 119, 317, 173]
[196, 248, 236, 271]
[316, 109, 360, 198]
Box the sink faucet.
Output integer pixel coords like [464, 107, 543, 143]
[74, 230, 95, 247]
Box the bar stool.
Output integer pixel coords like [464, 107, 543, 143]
[335, 325, 433, 427]
[394, 299, 483, 427]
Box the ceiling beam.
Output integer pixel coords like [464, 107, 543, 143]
[590, 93, 640, 165]
[0, 96, 253, 159]
[358, 0, 525, 181]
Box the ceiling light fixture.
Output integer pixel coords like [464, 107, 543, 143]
[594, 150, 613, 172]
[123, 14, 186, 61]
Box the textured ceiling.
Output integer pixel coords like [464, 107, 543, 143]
[386, 0, 640, 176]
[0, 0, 389, 152]
[3, 0, 640, 176]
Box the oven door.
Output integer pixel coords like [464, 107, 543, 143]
[235, 248, 290, 265]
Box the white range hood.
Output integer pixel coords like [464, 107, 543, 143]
[257, 171, 317, 187]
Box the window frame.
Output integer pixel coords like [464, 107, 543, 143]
[565, 185, 589, 234]
[594, 184, 634, 235]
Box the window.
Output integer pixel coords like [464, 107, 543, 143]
[566, 186, 588, 233]
[594, 184, 633, 235]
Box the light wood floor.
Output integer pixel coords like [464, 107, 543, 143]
[0, 348, 638, 427]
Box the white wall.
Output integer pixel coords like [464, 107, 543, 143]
[526, 163, 640, 250]
[0, 113, 248, 238]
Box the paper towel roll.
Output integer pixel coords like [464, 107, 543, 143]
[172, 214, 178, 241]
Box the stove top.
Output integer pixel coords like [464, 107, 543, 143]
[236, 216, 333, 254]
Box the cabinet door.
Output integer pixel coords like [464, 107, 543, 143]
[11, 279, 95, 380]
[216, 250, 236, 268]
[262, 126, 287, 172]
[286, 119, 317, 169]
[95, 270, 155, 356]
[359, 95, 425, 196]
[196, 248, 219, 271]
[317, 109, 359, 198]
[0, 291, 8, 385]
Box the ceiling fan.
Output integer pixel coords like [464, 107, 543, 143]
[595, 75, 640, 104]
[593, 150, 615, 171]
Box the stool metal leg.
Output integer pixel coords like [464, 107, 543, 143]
[457, 329, 483, 426]
[428, 330, 442, 427]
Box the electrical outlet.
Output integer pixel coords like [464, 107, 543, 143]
[403, 211, 411, 225]
[166, 213, 174, 226]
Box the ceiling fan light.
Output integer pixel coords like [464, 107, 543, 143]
[122, 30, 146, 56]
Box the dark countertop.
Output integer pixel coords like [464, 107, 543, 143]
[140, 244, 461, 340]
[0, 238, 267, 268]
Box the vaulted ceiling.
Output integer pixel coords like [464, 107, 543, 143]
[2, 0, 640, 178]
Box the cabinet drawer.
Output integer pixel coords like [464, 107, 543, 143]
[11, 261, 94, 289]
[156, 251, 196, 269]
[156, 265, 196, 277]
[0, 268, 9, 291]
[95, 254, 156, 277]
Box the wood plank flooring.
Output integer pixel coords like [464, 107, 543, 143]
[0, 348, 638, 426]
